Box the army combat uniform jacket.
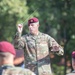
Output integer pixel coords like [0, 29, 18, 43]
[14, 32, 64, 75]
[0, 64, 36, 75]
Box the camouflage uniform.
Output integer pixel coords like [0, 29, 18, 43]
[0, 64, 36, 75]
[13, 32, 64, 75]
[66, 70, 75, 75]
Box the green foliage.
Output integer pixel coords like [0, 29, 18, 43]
[66, 38, 75, 57]
[52, 64, 64, 75]
[0, 0, 28, 41]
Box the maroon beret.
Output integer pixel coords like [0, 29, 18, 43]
[28, 17, 39, 25]
[0, 41, 16, 56]
[72, 51, 75, 59]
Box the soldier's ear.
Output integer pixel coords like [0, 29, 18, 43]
[38, 24, 40, 27]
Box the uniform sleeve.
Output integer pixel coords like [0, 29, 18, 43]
[25, 69, 36, 75]
[47, 35, 64, 55]
[13, 32, 26, 50]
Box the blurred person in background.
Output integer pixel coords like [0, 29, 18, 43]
[14, 49, 25, 68]
[13, 17, 64, 75]
[66, 51, 75, 75]
[0, 41, 36, 75]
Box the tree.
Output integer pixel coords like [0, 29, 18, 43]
[0, 0, 29, 42]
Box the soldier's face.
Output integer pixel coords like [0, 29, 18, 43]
[28, 22, 39, 35]
[72, 58, 75, 70]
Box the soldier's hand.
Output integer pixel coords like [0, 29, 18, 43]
[17, 24, 23, 33]
[51, 46, 59, 52]
[51, 40, 59, 52]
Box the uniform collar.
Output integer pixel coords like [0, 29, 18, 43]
[29, 31, 41, 36]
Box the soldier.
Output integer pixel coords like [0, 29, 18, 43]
[66, 51, 75, 75]
[14, 49, 25, 68]
[0, 41, 36, 75]
[13, 17, 64, 75]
